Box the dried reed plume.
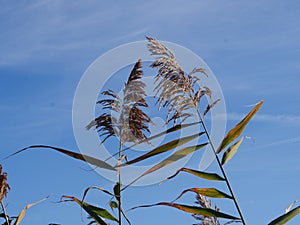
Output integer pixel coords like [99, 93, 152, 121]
[147, 36, 212, 125]
[87, 59, 151, 144]
[0, 165, 10, 202]
[193, 194, 220, 225]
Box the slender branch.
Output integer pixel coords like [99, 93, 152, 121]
[1, 201, 10, 225]
[194, 104, 246, 225]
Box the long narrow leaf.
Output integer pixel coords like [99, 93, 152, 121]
[7, 145, 115, 171]
[105, 122, 201, 162]
[120, 132, 204, 166]
[124, 143, 207, 188]
[13, 197, 48, 225]
[217, 100, 263, 154]
[143, 143, 207, 176]
[221, 137, 244, 165]
[163, 167, 225, 182]
[62, 196, 118, 224]
[268, 206, 300, 225]
[82, 186, 114, 205]
[131, 202, 239, 220]
[173, 188, 232, 202]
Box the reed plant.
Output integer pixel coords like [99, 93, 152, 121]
[8, 37, 300, 225]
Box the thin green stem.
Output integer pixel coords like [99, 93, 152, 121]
[118, 141, 123, 225]
[195, 106, 246, 224]
[1, 201, 10, 225]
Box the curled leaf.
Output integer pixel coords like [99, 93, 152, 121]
[13, 197, 48, 225]
[163, 167, 225, 182]
[173, 188, 233, 202]
[61, 196, 118, 224]
[82, 186, 114, 204]
[203, 99, 220, 117]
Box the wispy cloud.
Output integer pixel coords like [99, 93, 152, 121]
[213, 112, 300, 124]
[260, 136, 300, 149]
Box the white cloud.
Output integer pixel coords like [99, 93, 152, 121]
[260, 136, 300, 148]
[225, 112, 300, 124]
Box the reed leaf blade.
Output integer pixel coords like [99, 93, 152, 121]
[7, 145, 115, 171]
[164, 168, 225, 182]
[121, 132, 204, 166]
[268, 206, 300, 225]
[217, 100, 263, 154]
[173, 188, 233, 202]
[131, 202, 239, 220]
[221, 137, 244, 165]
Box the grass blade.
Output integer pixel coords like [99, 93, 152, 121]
[7, 145, 115, 171]
[163, 168, 225, 182]
[131, 202, 239, 220]
[82, 186, 114, 204]
[142, 143, 207, 176]
[120, 132, 205, 166]
[221, 137, 244, 165]
[173, 188, 233, 202]
[128, 121, 201, 149]
[268, 206, 300, 225]
[105, 121, 201, 162]
[124, 143, 207, 188]
[62, 196, 118, 224]
[13, 197, 48, 225]
[217, 100, 263, 154]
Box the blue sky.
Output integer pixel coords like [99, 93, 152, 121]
[1, 0, 300, 224]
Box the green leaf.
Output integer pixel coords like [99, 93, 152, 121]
[7, 145, 115, 171]
[221, 137, 244, 165]
[81, 186, 114, 210]
[127, 121, 201, 149]
[164, 167, 225, 182]
[173, 188, 232, 202]
[131, 202, 239, 220]
[13, 197, 48, 225]
[143, 143, 207, 176]
[62, 196, 118, 224]
[121, 132, 205, 166]
[268, 206, 300, 225]
[113, 182, 121, 203]
[217, 100, 263, 154]
[124, 143, 207, 188]
[105, 122, 201, 162]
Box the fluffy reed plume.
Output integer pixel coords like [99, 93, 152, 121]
[193, 194, 241, 225]
[193, 194, 220, 225]
[87, 59, 151, 144]
[0, 165, 10, 202]
[147, 36, 211, 125]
